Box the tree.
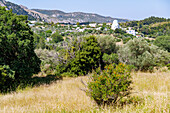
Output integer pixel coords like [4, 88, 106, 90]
[97, 35, 117, 54]
[57, 36, 101, 75]
[118, 38, 170, 71]
[153, 36, 170, 52]
[51, 31, 64, 43]
[68, 36, 101, 75]
[0, 7, 41, 79]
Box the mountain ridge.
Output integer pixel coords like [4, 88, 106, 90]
[0, 0, 130, 23]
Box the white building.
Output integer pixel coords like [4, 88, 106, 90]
[126, 30, 136, 36]
[78, 29, 85, 32]
[96, 27, 102, 30]
[111, 20, 120, 30]
[89, 23, 97, 27]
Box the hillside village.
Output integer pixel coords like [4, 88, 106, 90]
[29, 19, 146, 45]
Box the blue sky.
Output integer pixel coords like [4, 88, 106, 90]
[6, 0, 170, 20]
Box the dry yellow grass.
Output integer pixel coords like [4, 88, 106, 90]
[0, 71, 169, 113]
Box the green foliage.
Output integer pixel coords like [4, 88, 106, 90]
[66, 36, 101, 75]
[97, 35, 117, 54]
[0, 6, 41, 79]
[56, 36, 101, 76]
[153, 36, 170, 52]
[35, 49, 59, 75]
[116, 38, 121, 42]
[123, 37, 131, 44]
[87, 63, 132, 105]
[51, 31, 64, 43]
[46, 30, 52, 34]
[114, 28, 126, 34]
[121, 16, 169, 27]
[118, 38, 170, 71]
[167, 64, 170, 70]
[0, 65, 15, 89]
[102, 53, 119, 65]
[33, 33, 46, 49]
[121, 16, 170, 37]
[61, 72, 77, 77]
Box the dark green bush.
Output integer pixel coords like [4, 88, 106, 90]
[87, 63, 132, 105]
[66, 36, 101, 75]
[0, 65, 15, 91]
[55, 36, 101, 76]
[0, 7, 41, 79]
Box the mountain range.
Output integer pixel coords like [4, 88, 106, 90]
[0, 0, 129, 24]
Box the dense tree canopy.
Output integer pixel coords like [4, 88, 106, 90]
[0, 6, 41, 79]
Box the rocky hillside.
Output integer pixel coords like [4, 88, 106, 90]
[32, 9, 129, 23]
[0, 0, 49, 21]
[0, 0, 129, 23]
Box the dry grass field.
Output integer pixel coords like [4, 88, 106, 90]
[0, 71, 169, 113]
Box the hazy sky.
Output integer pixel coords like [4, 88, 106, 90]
[6, 0, 170, 20]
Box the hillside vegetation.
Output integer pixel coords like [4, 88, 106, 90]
[120, 16, 170, 38]
[0, 71, 169, 112]
[0, 5, 170, 113]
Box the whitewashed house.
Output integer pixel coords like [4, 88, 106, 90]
[89, 23, 97, 27]
[126, 30, 136, 36]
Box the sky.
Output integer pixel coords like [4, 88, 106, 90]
[6, 0, 170, 20]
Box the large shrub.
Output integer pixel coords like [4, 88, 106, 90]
[0, 7, 41, 79]
[56, 36, 101, 75]
[118, 38, 170, 71]
[66, 36, 101, 75]
[87, 63, 132, 105]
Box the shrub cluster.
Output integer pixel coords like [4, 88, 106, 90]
[87, 63, 132, 105]
[118, 38, 170, 71]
